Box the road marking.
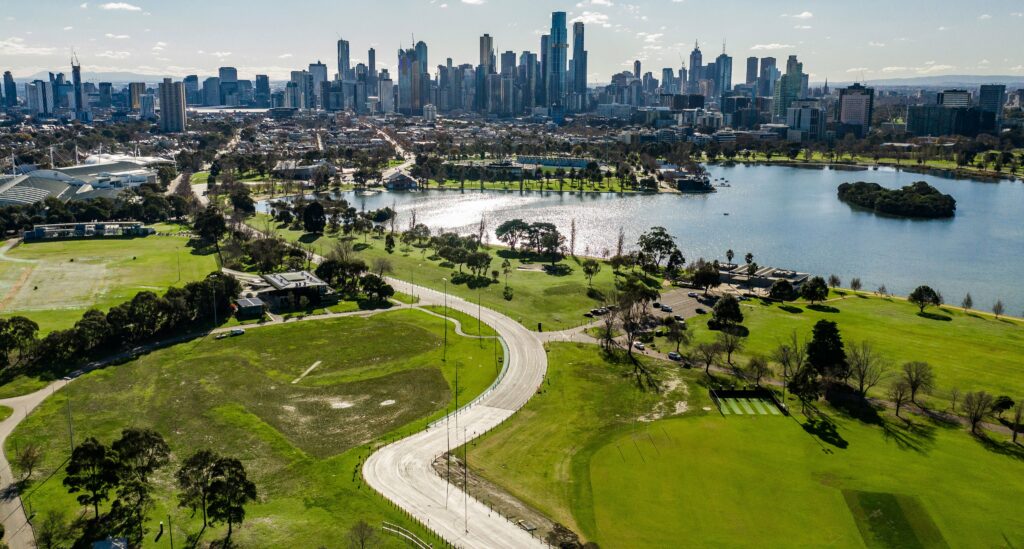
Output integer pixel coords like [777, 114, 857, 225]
[291, 360, 322, 384]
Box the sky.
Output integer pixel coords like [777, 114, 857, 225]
[1, 0, 1023, 83]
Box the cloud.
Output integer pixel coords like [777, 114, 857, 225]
[99, 2, 142, 10]
[977, 14, 991, 20]
[794, 25, 812, 30]
[867, 41, 885, 47]
[1012, 12, 1023, 17]
[277, 53, 293, 59]
[64, 26, 74, 31]
[917, 64, 954, 74]
[845, 67, 870, 73]
[750, 43, 793, 51]
[783, 11, 813, 19]
[937, 26, 949, 31]
[210, 51, 233, 58]
[636, 32, 663, 43]
[95, 50, 131, 59]
[881, 66, 907, 73]
[105, 33, 131, 39]
[461, 0, 484, 4]
[80, 2, 88, 7]
[572, 11, 611, 27]
[0, 37, 56, 56]
[439, 2, 447, 7]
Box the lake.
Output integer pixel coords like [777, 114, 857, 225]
[260, 164, 1024, 314]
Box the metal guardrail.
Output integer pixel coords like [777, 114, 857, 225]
[382, 521, 432, 549]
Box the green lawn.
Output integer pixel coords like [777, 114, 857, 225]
[470, 343, 1024, 547]
[8, 308, 500, 548]
[190, 171, 210, 184]
[425, 176, 641, 194]
[249, 213, 617, 332]
[0, 405, 11, 422]
[668, 291, 1024, 408]
[0, 233, 218, 334]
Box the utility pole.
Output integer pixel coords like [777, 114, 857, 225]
[445, 407, 450, 509]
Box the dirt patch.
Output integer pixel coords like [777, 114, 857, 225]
[330, 400, 355, 409]
[379, 399, 396, 406]
[638, 374, 690, 422]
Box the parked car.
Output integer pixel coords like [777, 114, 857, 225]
[695, 308, 707, 315]
[583, 312, 594, 318]
[230, 328, 246, 337]
[687, 292, 699, 298]
[215, 333, 229, 340]
[652, 302, 661, 309]
[673, 315, 686, 322]
[661, 305, 673, 313]
[667, 351, 682, 361]
[633, 342, 645, 351]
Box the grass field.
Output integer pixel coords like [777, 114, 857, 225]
[731, 150, 1024, 179]
[7, 308, 500, 548]
[424, 176, 641, 194]
[248, 213, 617, 332]
[0, 232, 218, 334]
[663, 291, 1024, 408]
[470, 343, 1024, 547]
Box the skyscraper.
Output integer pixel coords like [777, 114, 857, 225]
[547, 11, 568, 108]
[183, 75, 199, 105]
[571, 22, 587, 94]
[158, 78, 186, 132]
[398, 47, 421, 115]
[367, 48, 377, 95]
[978, 84, 1007, 126]
[539, 34, 549, 106]
[688, 42, 703, 92]
[128, 82, 146, 111]
[745, 57, 758, 85]
[309, 61, 328, 109]
[633, 60, 641, 79]
[480, 34, 495, 74]
[837, 83, 875, 138]
[337, 39, 351, 80]
[255, 74, 270, 107]
[218, 67, 238, 104]
[71, 56, 84, 116]
[378, 69, 395, 113]
[3, 71, 16, 108]
[714, 48, 733, 96]
[415, 41, 429, 78]
[758, 56, 777, 98]
[772, 55, 804, 119]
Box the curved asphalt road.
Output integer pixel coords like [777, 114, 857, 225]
[365, 278, 548, 548]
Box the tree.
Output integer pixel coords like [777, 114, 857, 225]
[692, 262, 721, 296]
[695, 342, 723, 374]
[850, 277, 863, 293]
[361, 274, 395, 302]
[901, 361, 935, 404]
[961, 293, 973, 311]
[772, 331, 808, 397]
[495, 219, 530, 251]
[726, 249, 734, 264]
[710, 333, 743, 373]
[13, 441, 43, 480]
[847, 341, 889, 398]
[0, 316, 39, 370]
[303, 201, 327, 234]
[665, 319, 691, 353]
[800, 276, 829, 305]
[176, 449, 220, 527]
[961, 391, 994, 434]
[890, 381, 911, 419]
[348, 519, 379, 549]
[806, 320, 847, 384]
[768, 280, 797, 301]
[949, 387, 961, 413]
[827, 274, 841, 289]
[193, 207, 227, 244]
[582, 259, 602, 287]
[908, 285, 941, 313]
[712, 294, 744, 328]
[64, 437, 120, 521]
[637, 226, 677, 268]
[993, 300, 1004, 318]
[35, 510, 73, 549]
[1012, 400, 1023, 444]
[207, 457, 257, 542]
[991, 395, 1014, 419]
[746, 355, 771, 387]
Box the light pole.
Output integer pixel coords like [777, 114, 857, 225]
[442, 278, 448, 363]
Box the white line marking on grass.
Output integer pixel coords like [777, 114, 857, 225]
[738, 399, 756, 415]
[291, 360, 323, 384]
[727, 399, 744, 415]
[749, 399, 769, 415]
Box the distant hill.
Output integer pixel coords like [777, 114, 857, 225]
[823, 75, 1024, 88]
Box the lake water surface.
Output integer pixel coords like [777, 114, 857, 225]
[262, 164, 1024, 314]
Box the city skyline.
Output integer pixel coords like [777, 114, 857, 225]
[2, 0, 1024, 83]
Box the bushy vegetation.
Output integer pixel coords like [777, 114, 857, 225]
[0, 187, 190, 232]
[837, 181, 956, 218]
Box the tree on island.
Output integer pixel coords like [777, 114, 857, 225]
[908, 285, 942, 314]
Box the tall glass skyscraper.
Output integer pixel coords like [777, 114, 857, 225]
[547, 11, 567, 108]
[572, 22, 586, 94]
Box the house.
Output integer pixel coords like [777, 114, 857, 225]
[255, 271, 337, 311]
[23, 221, 155, 241]
[234, 297, 267, 320]
[383, 172, 418, 190]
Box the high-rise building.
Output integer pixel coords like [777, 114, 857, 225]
[367, 48, 377, 94]
[785, 99, 826, 141]
[158, 78, 186, 132]
[337, 39, 351, 80]
[758, 57, 777, 97]
[688, 42, 703, 92]
[633, 60, 641, 79]
[714, 48, 733, 96]
[27, 80, 53, 115]
[539, 34, 550, 106]
[202, 77, 220, 106]
[772, 55, 804, 119]
[837, 83, 875, 138]
[571, 22, 587, 94]
[547, 11, 568, 108]
[183, 75, 199, 105]
[290, 70, 314, 109]
[415, 41, 429, 79]
[480, 34, 495, 74]
[98, 82, 112, 108]
[128, 82, 146, 111]
[309, 61, 328, 108]
[398, 47, 423, 115]
[745, 57, 758, 85]
[218, 67, 238, 104]
[978, 84, 1006, 126]
[71, 57, 84, 116]
[378, 69, 395, 113]
[3, 71, 16, 108]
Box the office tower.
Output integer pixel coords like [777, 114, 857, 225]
[837, 83, 874, 138]
[571, 22, 587, 94]
[758, 56, 776, 97]
[398, 47, 423, 115]
[937, 89, 971, 108]
[714, 48, 733, 96]
[202, 77, 220, 106]
[140, 93, 156, 119]
[158, 78, 186, 132]
[688, 41, 703, 92]
[27, 80, 53, 114]
[547, 11, 568, 108]
[786, 99, 826, 141]
[415, 41, 429, 78]
[480, 34, 495, 74]
[499, 51, 516, 77]
[97, 82, 112, 108]
[128, 82, 145, 111]
[539, 34, 549, 106]
[254, 74, 270, 107]
[309, 61, 328, 108]
[337, 39, 351, 80]
[745, 57, 758, 84]
[378, 69, 394, 113]
[3, 71, 16, 108]
[289, 70, 314, 109]
[978, 84, 1006, 125]
[772, 55, 804, 119]
[367, 48, 377, 94]
[218, 66, 238, 104]
[182, 74, 199, 105]
[71, 57, 84, 115]
[633, 60, 641, 80]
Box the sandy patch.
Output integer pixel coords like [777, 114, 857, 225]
[282, 405, 296, 412]
[379, 399, 396, 406]
[330, 400, 354, 409]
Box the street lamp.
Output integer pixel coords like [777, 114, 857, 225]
[442, 278, 448, 363]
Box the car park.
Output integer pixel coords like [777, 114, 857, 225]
[667, 351, 682, 361]
[633, 342, 645, 351]
[695, 308, 707, 315]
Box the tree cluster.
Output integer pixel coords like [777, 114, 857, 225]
[837, 181, 956, 218]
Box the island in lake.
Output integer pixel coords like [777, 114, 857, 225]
[837, 181, 957, 218]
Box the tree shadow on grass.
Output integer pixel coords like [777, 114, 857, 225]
[779, 305, 804, 314]
[880, 416, 937, 455]
[917, 311, 952, 322]
[802, 417, 849, 449]
[973, 432, 1024, 461]
[827, 389, 883, 425]
[298, 233, 321, 244]
[544, 263, 573, 277]
[808, 304, 840, 313]
[352, 242, 372, 251]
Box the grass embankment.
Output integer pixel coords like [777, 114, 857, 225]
[7, 308, 501, 548]
[0, 230, 218, 335]
[424, 176, 639, 194]
[664, 290, 1024, 408]
[732, 149, 1024, 179]
[249, 213, 616, 332]
[470, 343, 1024, 547]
